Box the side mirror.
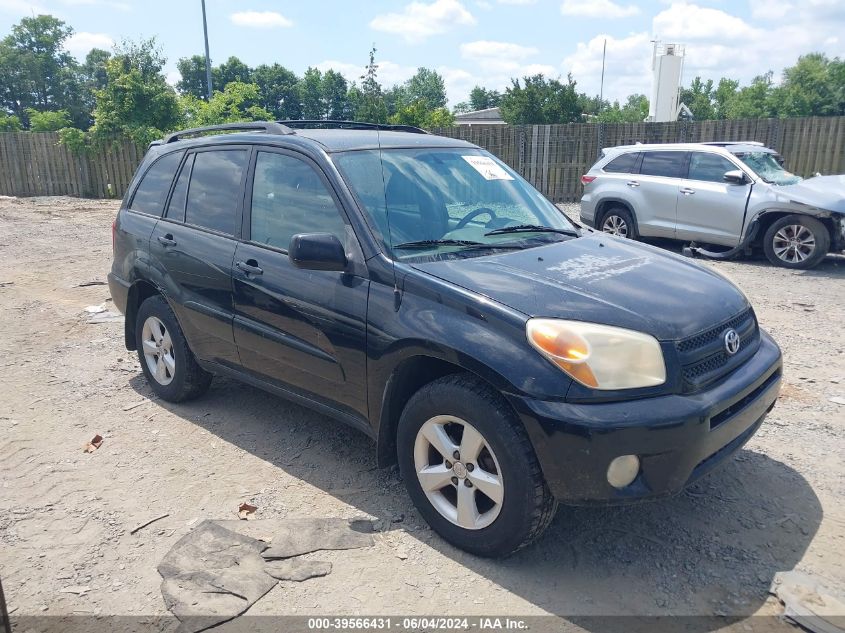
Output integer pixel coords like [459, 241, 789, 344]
[723, 170, 747, 185]
[288, 233, 347, 271]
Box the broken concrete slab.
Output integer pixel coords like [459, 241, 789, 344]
[258, 518, 376, 559]
[264, 559, 332, 582]
[158, 520, 275, 633]
[770, 570, 845, 633]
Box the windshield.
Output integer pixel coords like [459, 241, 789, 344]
[332, 148, 578, 260]
[736, 151, 802, 186]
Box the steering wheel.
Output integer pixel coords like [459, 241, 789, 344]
[455, 207, 498, 230]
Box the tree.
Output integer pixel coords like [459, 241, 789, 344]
[404, 67, 447, 110]
[388, 100, 455, 128]
[0, 15, 86, 127]
[712, 78, 739, 119]
[299, 67, 323, 119]
[499, 74, 581, 124]
[176, 55, 208, 98]
[215, 56, 251, 87]
[776, 53, 844, 117]
[252, 63, 301, 120]
[597, 94, 648, 123]
[468, 86, 501, 111]
[89, 38, 181, 146]
[181, 81, 271, 127]
[679, 76, 715, 120]
[0, 114, 21, 131]
[322, 70, 349, 119]
[356, 47, 387, 123]
[724, 72, 777, 119]
[26, 107, 71, 131]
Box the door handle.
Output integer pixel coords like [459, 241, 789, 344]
[236, 260, 263, 276]
[626, 180, 640, 187]
[157, 234, 176, 247]
[680, 187, 695, 195]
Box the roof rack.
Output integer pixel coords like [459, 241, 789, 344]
[279, 120, 430, 135]
[699, 141, 764, 147]
[161, 121, 294, 145]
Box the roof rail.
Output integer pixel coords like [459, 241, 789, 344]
[162, 121, 294, 144]
[699, 141, 764, 147]
[279, 120, 430, 135]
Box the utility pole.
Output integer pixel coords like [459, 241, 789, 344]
[598, 38, 607, 113]
[201, 0, 213, 99]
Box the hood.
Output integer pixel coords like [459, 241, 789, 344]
[411, 233, 750, 341]
[772, 174, 845, 214]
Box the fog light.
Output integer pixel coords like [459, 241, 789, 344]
[607, 455, 640, 489]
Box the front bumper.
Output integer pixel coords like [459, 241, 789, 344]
[509, 330, 782, 504]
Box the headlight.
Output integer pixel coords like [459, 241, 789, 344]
[526, 319, 666, 390]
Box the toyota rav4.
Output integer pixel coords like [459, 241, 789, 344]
[109, 121, 782, 557]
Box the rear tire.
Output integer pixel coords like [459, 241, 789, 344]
[135, 295, 212, 402]
[397, 373, 557, 557]
[600, 206, 638, 239]
[763, 214, 829, 269]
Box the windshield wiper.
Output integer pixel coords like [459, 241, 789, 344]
[393, 239, 523, 250]
[484, 224, 580, 237]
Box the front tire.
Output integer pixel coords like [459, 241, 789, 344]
[763, 214, 830, 269]
[600, 206, 638, 239]
[397, 374, 557, 557]
[135, 295, 212, 402]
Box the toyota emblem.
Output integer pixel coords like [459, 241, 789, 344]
[724, 329, 740, 355]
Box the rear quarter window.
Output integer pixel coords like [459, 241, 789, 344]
[640, 151, 687, 178]
[603, 152, 640, 174]
[128, 151, 184, 216]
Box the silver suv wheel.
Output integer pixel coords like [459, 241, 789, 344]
[772, 224, 816, 264]
[141, 316, 176, 386]
[602, 214, 629, 237]
[413, 415, 504, 530]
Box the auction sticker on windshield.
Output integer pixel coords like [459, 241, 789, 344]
[462, 155, 514, 181]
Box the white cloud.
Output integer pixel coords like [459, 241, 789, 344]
[65, 32, 114, 57]
[653, 3, 757, 40]
[498, 0, 537, 4]
[370, 0, 476, 44]
[60, 0, 130, 9]
[230, 11, 293, 29]
[562, 32, 652, 101]
[460, 40, 539, 61]
[560, 0, 639, 19]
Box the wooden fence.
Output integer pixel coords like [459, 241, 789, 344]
[1, 116, 844, 201]
[0, 132, 142, 199]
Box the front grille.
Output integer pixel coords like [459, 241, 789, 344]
[676, 309, 760, 392]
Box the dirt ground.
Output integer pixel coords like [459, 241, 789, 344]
[1, 196, 843, 632]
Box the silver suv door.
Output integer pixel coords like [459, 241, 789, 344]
[676, 152, 751, 246]
[633, 150, 688, 238]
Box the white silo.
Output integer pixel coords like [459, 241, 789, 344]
[648, 41, 685, 122]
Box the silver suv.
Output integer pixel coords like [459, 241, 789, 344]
[579, 142, 845, 269]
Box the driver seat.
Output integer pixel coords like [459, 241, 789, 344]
[383, 171, 448, 244]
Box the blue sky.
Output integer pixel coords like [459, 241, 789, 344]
[1, 0, 844, 105]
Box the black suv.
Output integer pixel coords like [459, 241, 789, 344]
[109, 121, 782, 557]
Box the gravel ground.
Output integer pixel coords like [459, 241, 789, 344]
[0, 196, 843, 632]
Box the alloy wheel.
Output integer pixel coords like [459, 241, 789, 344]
[413, 415, 504, 530]
[602, 214, 629, 237]
[141, 316, 176, 386]
[773, 224, 815, 264]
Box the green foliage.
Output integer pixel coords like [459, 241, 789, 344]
[404, 67, 447, 110]
[388, 100, 455, 128]
[57, 126, 88, 153]
[500, 74, 581, 124]
[26, 108, 72, 131]
[299, 67, 324, 119]
[181, 81, 272, 127]
[680, 77, 715, 121]
[252, 63, 301, 120]
[322, 70, 349, 120]
[0, 113, 22, 131]
[0, 15, 89, 128]
[176, 55, 208, 99]
[90, 38, 181, 146]
[468, 86, 501, 111]
[596, 94, 649, 123]
[355, 47, 388, 124]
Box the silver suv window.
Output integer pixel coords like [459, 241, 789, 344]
[688, 153, 737, 183]
[604, 152, 640, 174]
[640, 151, 687, 179]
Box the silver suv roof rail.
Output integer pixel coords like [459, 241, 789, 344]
[699, 141, 764, 147]
[280, 120, 430, 135]
[159, 121, 295, 145]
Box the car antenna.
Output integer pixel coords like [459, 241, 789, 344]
[374, 125, 400, 310]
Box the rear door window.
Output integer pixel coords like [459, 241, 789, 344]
[165, 154, 193, 222]
[688, 153, 738, 183]
[129, 151, 184, 216]
[640, 151, 687, 179]
[185, 149, 249, 235]
[603, 152, 640, 174]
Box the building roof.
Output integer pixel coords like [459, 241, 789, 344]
[455, 107, 505, 124]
